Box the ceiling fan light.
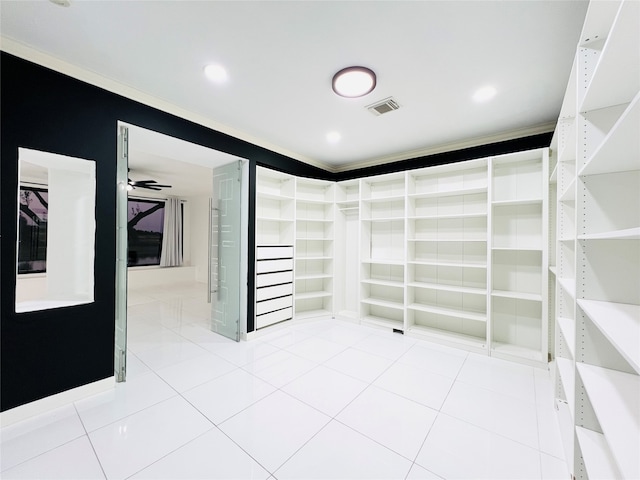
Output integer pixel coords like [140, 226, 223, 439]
[332, 66, 376, 98]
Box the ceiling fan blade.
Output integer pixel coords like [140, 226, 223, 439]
[139, 185, 162, 191]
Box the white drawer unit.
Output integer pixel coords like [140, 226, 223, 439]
[256, 244, 294, 329]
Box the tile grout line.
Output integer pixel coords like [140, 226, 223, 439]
[73, 402, 109, 480]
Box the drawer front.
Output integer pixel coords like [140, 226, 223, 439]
[256, 270, 293, 288]
[256, 307, 292, 329]
[256, 246, 294, 260]
[256, 295, 293, 315]
[256, 258, 293, 274]
[256, 283, 293, 302]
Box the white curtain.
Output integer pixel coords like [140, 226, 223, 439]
[160, 197, 183, 267]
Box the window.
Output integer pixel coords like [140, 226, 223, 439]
[127, 199, 165, 267]
[18, 187, 48, 274]
[18, 190, 170, 272]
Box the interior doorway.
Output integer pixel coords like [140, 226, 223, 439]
[115, 122, 248, 382]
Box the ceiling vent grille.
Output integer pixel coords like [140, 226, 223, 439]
[366, 97, 400, 116]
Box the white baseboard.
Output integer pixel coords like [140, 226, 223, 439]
[0, 377, 114, 427]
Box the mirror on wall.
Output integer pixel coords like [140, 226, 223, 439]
[15, 147, 96, 313]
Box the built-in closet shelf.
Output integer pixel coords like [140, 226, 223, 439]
[491, 343, 544, 363]
[550, 163, 558, 182]
[361, 217, 405, 222]
[559, 179, 576, 202]
[408, 325, 486, 350]
[256, 191, 295, 201]
[296, 256, 332, 261]
[578, 227, 640, 241]
[296, 237, 333, 241]
[257, 216, 294, 222]
[295, 292, 332, 300]
[408, 186, 487, 199]
[577, 299, 640, 373]
[361, 195, 405, 202]
[296, 199, 334, 205]
[407, 212, 487, 220]
[579, 0, 639, 113]
[296, 218, 333, 223]
[492, 198, 543, 207]
[296, 309, 333, 320]
[557, 278, 576, 299]
[557, 316, 576, 359]
[556, 357, 575, 415]
[362, 279, 404, 288]
[408, 260, 487, 269]
[407, 303, 486, 322]
[491, 290, 542, 302]
[361, 298, 404, 310]
[362, 259, 405, 266]
[491, 246, 543, 252]
[296, 274, 332, 280]
[575, 427, 622, 480]
[558, 237, 576, 243]
[576, 363, 640, 480]
[408, 238, 487, 243]
[549, 266, 557, 276]
[408, 282, 485, 295]
[558, 123, 577, 163]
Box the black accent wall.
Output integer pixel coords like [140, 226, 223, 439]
[1, 52, 551, 412]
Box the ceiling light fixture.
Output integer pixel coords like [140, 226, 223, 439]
[204, 64, 229, 84]
[326, 131, 341, 144]
[332, 66, 376, 98]
[473, 85, 497, 103]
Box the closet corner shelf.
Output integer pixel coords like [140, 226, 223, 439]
[492, 198, 543, 207]
[408, 282, 486, 296]
[549, 266, 557, 276]
[576, 363, 640, 480]
[577, 227, 640, 241]
[579, 91, 640, 177]
[556, 357, 575, 414]
[408, 186, 487, 199]
[361, 298, 405, 310]
[296, 217, 333, 223]
[256, 191, 295, 201]
[294, 291, 332, 301]
[362, 259, 405, 266]
[577, 299, 640, 373]
[557, 278, 576, 299]
[491, 290, 542, 302]
[361, 216, 405, 222]
[407, 303, 486, 322]
[257, 215, 294, 223]
[557, 316, 576, 359]
[361, 194, 405, 203]
[296, 198, 333, 205]
[362, 278, 404, 288]
[295, 274, 332, 281]
[550, 163, 558, 183]
[559, 179, 576, 202]
[575, 427, 622, 480]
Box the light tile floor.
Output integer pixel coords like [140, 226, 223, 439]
[1, 283, 568, 479]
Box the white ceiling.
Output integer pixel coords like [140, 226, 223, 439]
[1, 0, 588, 172]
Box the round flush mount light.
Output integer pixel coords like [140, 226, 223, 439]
[332, 66, 376, 98]
[204, 64, 229, 84]
[473, 85, 497, 103]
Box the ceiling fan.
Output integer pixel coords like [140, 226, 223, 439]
[127, 170, 172, 191]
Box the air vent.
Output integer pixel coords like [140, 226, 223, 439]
[366, 97, 400, 116]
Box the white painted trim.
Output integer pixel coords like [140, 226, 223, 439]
[0, 377, 114, 427]
[0, 37, 325, 171]
[328, 122, 556, 173]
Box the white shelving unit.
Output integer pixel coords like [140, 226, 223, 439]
[255, 167, 295, 329]
[405, 159, 489, 353]
[490, 150, 549, 366]
[334, 179, 360, 320]
[294, 177, 335, 319]
[360, 172, 406, 330]
[551, 2, 640, 478]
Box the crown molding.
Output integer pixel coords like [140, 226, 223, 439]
[0, 36, 335, 172]
[327, 122, 556, 174]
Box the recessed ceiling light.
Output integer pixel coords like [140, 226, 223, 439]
[204, 64, 229, 84]
[326, 131, 341, 144]
[473, 85, 497, 103]
[332, 66, 376, 98]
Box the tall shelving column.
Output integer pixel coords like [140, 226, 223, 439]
[405, 159, 489, 353]
[570, 1, 640, 478]
[489, 149, 549, 367]
[335, 180, 360, 320]
[294, 177, 335, 319]
[359, 172, 406, 330]
[255, 166, 295, 329]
